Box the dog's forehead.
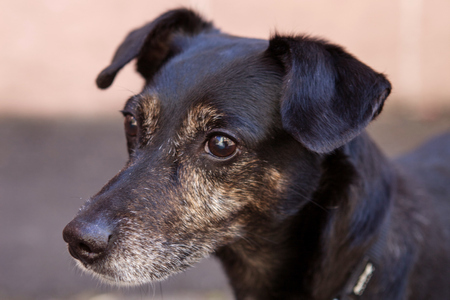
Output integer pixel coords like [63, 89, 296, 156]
[152, 34, 270, 96]
[141, 34, 282, 142]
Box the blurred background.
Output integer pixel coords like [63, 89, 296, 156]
[0, 0, 449, 299]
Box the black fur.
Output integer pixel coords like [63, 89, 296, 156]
[96, 8, 215, 89]
[267, 35, 391, 153]
[63, 8, 450, 300]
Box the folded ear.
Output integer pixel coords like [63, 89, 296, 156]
[266, 35, 391, 153]
[96, 8, 215, 89]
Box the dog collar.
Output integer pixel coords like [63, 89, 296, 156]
[332, 215, 390, 300]
[332, 256, 375, 300]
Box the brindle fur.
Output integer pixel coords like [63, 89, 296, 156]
[63, 8, 450, 300]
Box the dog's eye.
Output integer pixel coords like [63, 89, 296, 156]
[205, 135, 237, 158]
[124, 115, 138, 137]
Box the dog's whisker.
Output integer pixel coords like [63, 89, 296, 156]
[284, 187, 330, 213]
[114, 85, 139, 96]
[235, 233, 260, 247]
[245, 231, 277, 245]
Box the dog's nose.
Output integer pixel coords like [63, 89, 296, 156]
[63, 219, 111, 264]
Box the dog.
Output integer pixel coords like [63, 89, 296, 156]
[63, 8, 450, 300]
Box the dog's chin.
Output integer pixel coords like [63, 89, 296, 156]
[73, 260, 172, 286]
[71, 245, 211, 286]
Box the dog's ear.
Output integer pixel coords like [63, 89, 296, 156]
[266, 35, 391, 153]
[96, 8, 214, 89]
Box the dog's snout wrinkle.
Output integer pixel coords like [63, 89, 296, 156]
[63, 219, 112, 264]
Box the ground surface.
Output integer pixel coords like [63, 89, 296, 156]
[0, 108, 449, 300]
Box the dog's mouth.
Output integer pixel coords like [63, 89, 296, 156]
[63, 218, 216, 285]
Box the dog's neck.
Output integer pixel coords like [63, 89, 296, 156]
[216, 133, 395, 300]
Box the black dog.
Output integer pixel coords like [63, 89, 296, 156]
[63, 8, 450, 299]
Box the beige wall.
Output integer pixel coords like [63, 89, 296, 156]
[1, 0, 450, 117]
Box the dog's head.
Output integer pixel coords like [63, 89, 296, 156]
[63, 8, 390, 285]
